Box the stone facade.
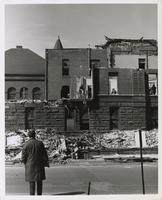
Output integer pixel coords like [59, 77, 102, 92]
[5, 102, 65, 131]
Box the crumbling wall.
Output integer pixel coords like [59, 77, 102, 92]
[104, 39, 158, 69]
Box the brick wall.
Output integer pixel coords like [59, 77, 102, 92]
[5, 102, 65, 131]
[47, 48, 107, 100]
[89, 96, 146, 131]
[119, 106, 146, 130]
[5, 103, 26, 130]
[5, 96, 157, 132]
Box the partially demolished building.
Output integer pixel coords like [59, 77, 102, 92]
[5, 37, 158, 133]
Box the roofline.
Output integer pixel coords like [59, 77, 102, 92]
[46, 48, 105, 50]
[5, 48, 45, 60]
[96, 38, 158, 48]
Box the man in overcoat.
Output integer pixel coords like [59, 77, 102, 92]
[21, 130, 49, 195]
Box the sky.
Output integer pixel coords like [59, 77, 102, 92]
[5, 4, 157, 57]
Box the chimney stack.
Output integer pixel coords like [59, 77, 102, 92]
[16, 45, 23, 49]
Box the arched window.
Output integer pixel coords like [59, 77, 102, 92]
[7, 87, 16, 100]
[20, 87, 28, 99]
[61, 86, 70, 98]
[32, 87, 41, 100]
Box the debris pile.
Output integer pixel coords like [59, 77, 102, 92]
[100, 130, 136, 148]
[5, 129, 158, 163]
[5, 130, 28, 162]
[145, 129, 158, 147]
[5, 99, 63, 107]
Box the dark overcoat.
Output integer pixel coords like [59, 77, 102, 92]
[21, 138, 49, 182]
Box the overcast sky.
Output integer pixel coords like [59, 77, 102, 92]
[5, 4, 157, 57]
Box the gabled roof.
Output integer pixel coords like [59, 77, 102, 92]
[54, 37, 63, 49]
[5, 46, 45, 74]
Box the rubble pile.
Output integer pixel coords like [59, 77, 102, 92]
[5, 129, 158, 163]
[5, 99, 63, 107]
[145, 129, 158, 147]
[5, 130, 28, 162]
[100, 130, 136, 148]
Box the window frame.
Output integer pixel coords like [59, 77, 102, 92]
[32, 87, 41, 100]
[7, 87, 16, 100]
[20, 87, 28, 99]
[62, 59, 70, 76]
[109, 72, 118, 95]
[148, 73, 158, 96]
[80, 109, 89, 130]
[138, 58, 146, 70]
[61, 85, 70, 99]
[110, 107, 119, 130]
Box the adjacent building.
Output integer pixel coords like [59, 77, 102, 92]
[5, 45, 45, 101]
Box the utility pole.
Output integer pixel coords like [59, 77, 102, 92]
[139, 129, 145, 194]
[45, 49, 48, 100]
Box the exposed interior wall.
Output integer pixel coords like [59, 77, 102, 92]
[114, 54, 157, 69]
[148, 56, 158, 69]
[114, 55, 146, 69]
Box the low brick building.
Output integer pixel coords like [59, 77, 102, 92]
[5, 37, 158, 132]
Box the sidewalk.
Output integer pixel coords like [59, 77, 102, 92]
[5, 153, 158, 167]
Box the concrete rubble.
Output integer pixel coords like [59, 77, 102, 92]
[5, 129, 158, 163]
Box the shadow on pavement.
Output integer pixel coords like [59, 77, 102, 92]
[54, 191, 86, 195]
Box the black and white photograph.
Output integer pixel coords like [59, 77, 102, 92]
[3, 2, 159, 197]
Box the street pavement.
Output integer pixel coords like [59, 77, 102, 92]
[5, 162, 158, 195]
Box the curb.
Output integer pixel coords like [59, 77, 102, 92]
[6, 154, 158, 167]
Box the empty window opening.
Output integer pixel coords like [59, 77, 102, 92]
[7, 87, 16, 100]
[109, 74, 118, 95]
[148, 74, 158, 95]
[32, 87, 41, 100]
[150, 107, 158, 129]
[61, 86, 70, 98]
[20, 87, 28, 99]
[139, 58, 146, 69]
[80, 110, 89, 130]
[66, 109, 75, 131]
[110, 107, 119, 130]
[88, 86, 92, 99]
[62, 59, 70, 76]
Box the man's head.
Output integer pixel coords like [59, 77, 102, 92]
[28, 129, 36, 138]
